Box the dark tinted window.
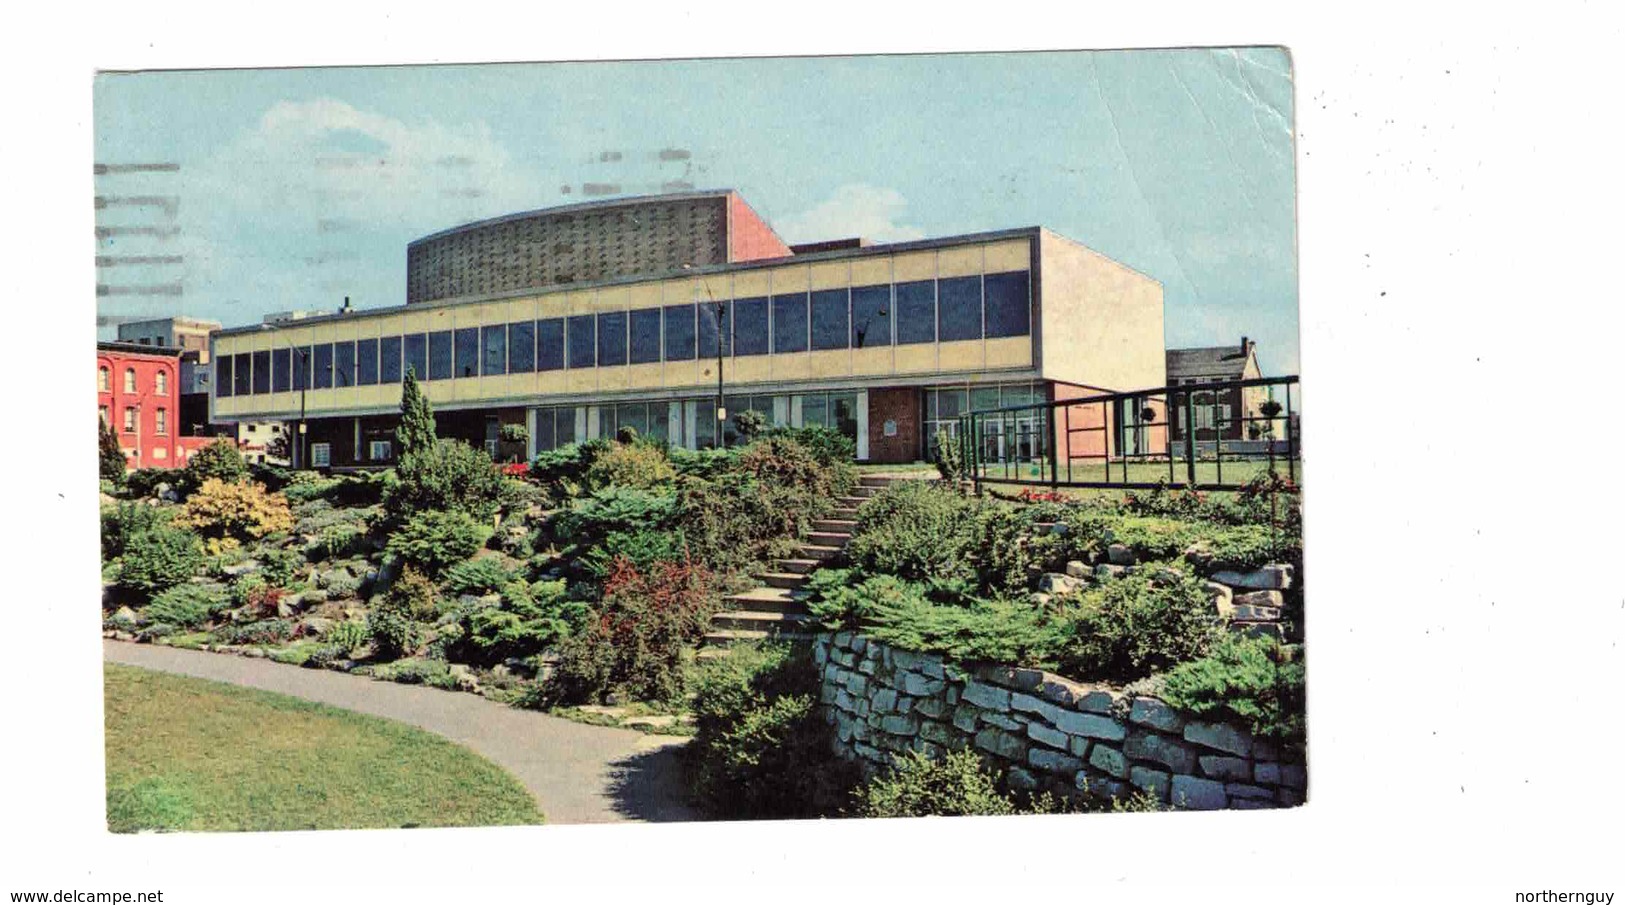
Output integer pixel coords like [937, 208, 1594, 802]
[629, 308, 662, 364]
[215, 354, 233, 397]
[732, 297, 768, 356]
[895, 280, 936, 345]
[851, 285, 892, 348]
[664, 304, 696, 361]
[534, 410, 556, 451]
[772, 293, 809, 354]
[380, 336, 403, 383]
[596, 312, 627, 366]
[428, 331, 452, 380]
[537, 318, 564, 371]
[508, 322, 534, 373]
[938, 275, 983, 342]
[454, 327, 479, 378]
[251, 350, 271, 394]
[984, 271, 1031, 338]
[567, 315, 595, 369]
[699, 303, 731, 358]
[357, 339, 378, 385]
[333, 342, 355, 387]
[482, 324, 507, 376]
[312, 344, 333, 389]
[292, 346, 311, 391]
[810, 288, 849, 351]
[234, 352, 252, 395]
[404, 334, 428, 381]
[271, 348, 291, 393]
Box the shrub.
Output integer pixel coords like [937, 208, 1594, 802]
[763, 425, 856, 468]
[324, 619, 370, 654]
[99, 415, 126, 485]
[1160, 633, 1306, 749]
[122, 468, 172, 500]
[543, 556, 717, 705]
[118, 527, 207, 598]
[583, 442, 675, 491]
[530, 440, 611, 501]
[1050, 565, 1223, 682]
[257, 546, 303, 588]
[308, 522, 370, 561]
[145, 584, 228, 629]
[387, 439, 505, 522]
[182, 438, 248, 490]
[458, 578, 583, 665]
[237, 581, 287, 620]
[832, 579, 1064, 666]
[931, 431, 965, 485]
[368, 569, 430, 660]
[732, 409, 767, 440]
[441, 557, 515, 596]
[395, 367, 438, 459]
[173, 479, 295, 544]
[386, 510, 490, 577]
[853, 749, 1019, 818]
[667, 446, 738, 480]
[281, 472, 341, 504]
[687, 643, 860, 819]
[968, 505, 1049, 596]
[211, 619, 294, 646]
[101, 502, 171, 561]
[845, 481, 979, 584]
[580, 529, 689, 579]
[552, 486, 680, 551]
[385, 566, 442, 621]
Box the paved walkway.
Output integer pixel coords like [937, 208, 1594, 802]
[104, 641, 695, 825]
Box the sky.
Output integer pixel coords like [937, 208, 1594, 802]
[93, 48, 1298, 374]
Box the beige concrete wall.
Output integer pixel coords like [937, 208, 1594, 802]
[1037, 229, 1165, 392]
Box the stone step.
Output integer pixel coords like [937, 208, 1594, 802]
[829, 507, 861, 520]
[805, 531, 852, 547]
[859, 474, 910, 487]
[797, 543, 844, 561]
[724, 585, 807, 614]
[702, 628, 816, 648]
[776, 558, 823, 574]
[812, 518, 857, 533]
[848, 486, 881, 499]
[710, 610, 816, 632]
[758, 571, 812, 590]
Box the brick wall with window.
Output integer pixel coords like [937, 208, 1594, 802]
[96, 343, 185, 470]
[867, 387, 921, 464]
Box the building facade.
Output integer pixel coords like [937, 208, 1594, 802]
[97, 341, 213, 470]
[1166, 337, 1278, 443]
[211, 192, 1165, 467]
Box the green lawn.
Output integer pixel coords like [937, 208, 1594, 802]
[103, 664, 543, 832]
[971, 458, 1300, 487]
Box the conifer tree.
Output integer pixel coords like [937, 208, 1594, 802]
[396, 366, 437, 459]
[99, 414, 127, 485]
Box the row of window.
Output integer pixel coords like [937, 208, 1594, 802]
[99, 366, 168, 395]
[101, 406, 168, 434]
[530, 391, 862, 453]
[217, 272, 1031, 397]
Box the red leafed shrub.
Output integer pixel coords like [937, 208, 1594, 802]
[542, 555, 720, 705]
[244, 584, 286, 619]
[501, 462, 531, 477]
[1017, 488, 1070, 504]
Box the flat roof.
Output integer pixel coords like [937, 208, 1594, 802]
[215, 225, 1044, 339]
[407, 189, 738, 248]
[98, 340, 183, 356]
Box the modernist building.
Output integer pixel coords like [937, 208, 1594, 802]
[210, 191, 1165, 467]
[97, 341, 214, 470]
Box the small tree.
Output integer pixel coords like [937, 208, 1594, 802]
[99, 415, 127, 486]
[184, 437, 248, 489]
[396, 366, 437, 461]
[734, 409, 766, 441]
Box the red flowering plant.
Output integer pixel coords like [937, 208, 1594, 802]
[500, 462, 531, 477]
[1016, 488, 1071, 505]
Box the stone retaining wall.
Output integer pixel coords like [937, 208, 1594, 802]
[814, 632, 1306, 811]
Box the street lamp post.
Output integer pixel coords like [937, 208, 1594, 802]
[686, 265, 727, 449]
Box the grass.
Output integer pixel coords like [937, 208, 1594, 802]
[103, 664, 544, 832]
[856, 461, 940, 474]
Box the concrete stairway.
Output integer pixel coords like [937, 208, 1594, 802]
[701, 474, 922, 650]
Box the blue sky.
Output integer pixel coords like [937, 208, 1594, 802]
[93, 48, 1297, 373]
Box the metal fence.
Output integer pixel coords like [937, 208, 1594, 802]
[954, 375, 1300, 492]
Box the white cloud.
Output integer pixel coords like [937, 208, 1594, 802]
[771, 184, 926, 245]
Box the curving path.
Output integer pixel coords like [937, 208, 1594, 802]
[103, 640, 695, 825]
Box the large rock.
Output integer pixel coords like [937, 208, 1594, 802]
[1211, 564, 1294, 590]
[109, 606, 141, 629]
[1106, 543, 1137, 565]
[1037, 573, 1083, 595]
[1064, 560, 1091, 579]
[899, 672, 945, 697]
[1046, 706, 1127, 742]
[1233, 589, 1285, 609]
[1128, 697, 1186, 733]
[1094, 564, 1128, 581]
[879, 715, 920, 737]
[1088, 743, 1130, 779]
[296, 616, 334, 639]
[973, 727, 1028, 761]
[1028, 746, 1084, 775]
[1184, 720, 1253, 757]
[220, 559, 261, 578]
[1199, 755, 1252, 782]
[962, 680, 1012, 712]
[1124, 729, 1196, 773]
[1128, 766, 1171, 800]
[1027, 722, 1069, 750]
[1170, 775, 1228, 810]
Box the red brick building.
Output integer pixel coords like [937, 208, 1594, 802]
[97, 341, 213, 470]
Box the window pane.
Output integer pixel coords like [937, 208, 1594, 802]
[629, 308, 662, 364]
[699, 302, 732, 358]
[646, 404, 669, 442]
[508, 322, 535, 373]
[454, 327, 479, 379]
[333, 342, 355, 387]
[616, 402, 647, 437]
[938, 275, 983, 342]
[567, 315, 595, 369]
[232, 353, 251, 395]
[802, 393, 827, 428]
[771, 293, 809, 354]
[537, 318, 564, 371]
[971, 386, 1001, 412]
[851, 285, 891, 348]
[380, 336, 403, 383]
[216, 355, 233, 397]
[694, 398, 716, 449]
[271, 348, 291, 393]
[895, 280, 936, 345]
[427, 331, 452, 380]
[810, 289, 849, 351]
[292, 346, 312, 391]
[830, 393, 858, 443]
[534, 409, 556, 451]
[938, 388, 968, 418]
[312, 344, 333, 389]
[597, 312, 627, 366]
[664, 304, 696, 361]
[984, 271, 1031, 338]
[248, 351, 269, 395]
[482, 324, 507, 376]
[554, 408, 576, 446]
[356, 338, 378, 386]
[401, 335, 425, 381]
[731, 297, 767, 356]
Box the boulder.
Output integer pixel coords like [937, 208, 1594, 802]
[1037, 572, 1082, 595]
[1128, 698, 1186, 733]
[1170, 775, 1228, 810]
[221, 559, 261, 578]
[1199, 755, 1252, 782]
[1184, 720, 1253, 757]
[1094, 564, 1128, 581]
[1106, 543, 1136, 565]
[1088, 743, 1129, 779]
[1064, 560, 1091, 579]
[109, 606, 141, 629]
[1234, 589, 1285, 609]
[1211, 564, 1294, 590]
[1124, 729, 1196, 772]
[296, 616, 334, 639]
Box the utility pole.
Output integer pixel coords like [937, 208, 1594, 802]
[686, 265, 727, 449]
